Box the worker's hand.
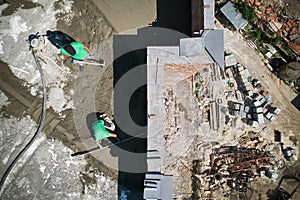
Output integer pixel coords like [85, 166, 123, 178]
[110, 133, 118, 138]
[110, 133, 120, 143]
[96, 141, 100, 146]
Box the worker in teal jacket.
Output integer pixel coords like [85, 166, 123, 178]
[92, 117, 118, 147]
[45, 30, 93, 69]
[61, 42, 92, 61]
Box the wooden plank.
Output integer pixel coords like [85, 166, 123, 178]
[44, 119, 61, 134]
[27, 100, 40, 116]
[0, 78, 31, 107]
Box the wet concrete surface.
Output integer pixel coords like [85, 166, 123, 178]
[153, 0, 192, 36]
[90, 0, 156, 33]
[0, 60, 35, 118]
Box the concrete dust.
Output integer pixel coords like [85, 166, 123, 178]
[0, 91, 9, 109]
[0, 115, 36, 172]
[1, 132, 118, 200]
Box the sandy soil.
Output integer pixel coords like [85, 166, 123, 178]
[90, 0, 156, 33]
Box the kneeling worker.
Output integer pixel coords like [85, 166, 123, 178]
[92, 116, 118, 147]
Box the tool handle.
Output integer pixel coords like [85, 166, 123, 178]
[71, 146, 100, 157]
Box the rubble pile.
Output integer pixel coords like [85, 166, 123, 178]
[237, 131, 264, 149]
[163, 89, 181, 138]
[193, 124, 298, 199]
[224, 61, 281, 129]
[196, 146, 278, 198]
[189, 53, 298, 199]
[193, 67, 213, 122]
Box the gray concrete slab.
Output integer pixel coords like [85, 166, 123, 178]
[180, 37, 206, 57]
[225, 54, 237, 67]
[204, 0, 215, 29]
[161, 175, 173, 200]
[203, 30, 225, 70]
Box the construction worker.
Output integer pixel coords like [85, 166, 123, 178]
[60, 41, 93, 61]
[45, 30, 93, 70]
[45, 30, 75, 49]
[93, 113, 118, 147]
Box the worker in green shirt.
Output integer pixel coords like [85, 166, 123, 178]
[61, 42, 92, 61]
[92, 114, 118, 147]
[45, 30, 93, 71]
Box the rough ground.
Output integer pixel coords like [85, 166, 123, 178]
[220, 22, 300, 135]
[0, 118, 118, 200]
[0, 0, 118, 199]
[216, 19, 300, 199]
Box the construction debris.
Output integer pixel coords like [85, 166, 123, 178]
[223, 59, 281, 129]
[196, 146, 277, 197]
[189, 53, 298, 199]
